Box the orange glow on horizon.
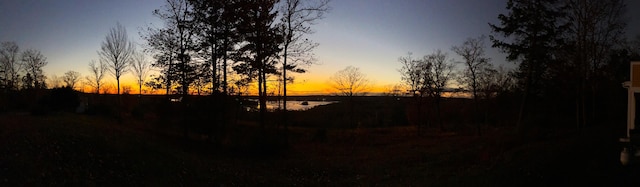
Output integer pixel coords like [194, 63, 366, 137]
[75, 76, 396, 96]
[75, 81, 469, 98]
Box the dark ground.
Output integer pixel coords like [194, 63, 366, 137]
[1, 111, 639, 186]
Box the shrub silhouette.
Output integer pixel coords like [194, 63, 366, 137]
[39, 86, 80, 112]
[85, 103, 115, 116]
[131, 104, 146, 119]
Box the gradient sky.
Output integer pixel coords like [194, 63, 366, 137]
[1, 0, 639, 95]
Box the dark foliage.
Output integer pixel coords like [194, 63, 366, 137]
[39, 87, 80, 112]
[85, 103, 115, 117]
[130, 104, 146, 119]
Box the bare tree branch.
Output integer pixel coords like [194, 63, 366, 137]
[85, 59, 108, 94]
[131, 52, 152, 95]
[330, 66, 369, 97]
[98, 22, 135, 95]
[452, 35, 491, 100]
[0, 42, 21, 90]
[21, 49, 48, 89]
[63, 71, 81, 90]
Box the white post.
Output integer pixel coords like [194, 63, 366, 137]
[629, 86, 635, 137]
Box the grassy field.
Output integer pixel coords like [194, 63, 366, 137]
[1, 110, 639, 186]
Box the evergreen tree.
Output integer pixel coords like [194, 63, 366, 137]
[233, 0, 283, 128]
[489, 0, 567, 128]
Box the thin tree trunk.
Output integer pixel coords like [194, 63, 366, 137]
[474, 97, 481, 136]
[166, 55, 173, 95]
[517, 88, 528, 131]
[259, 57, 266, 129]
[283, 43, 289, 144]
[437, 96, 444, 131]
[223, 37, 228, 95]
[116, 75, 123, 124]
[581, 60, 585, 128]
[258, 69, 264, 127]
[117, 78, 120, 95]
[576, 85, 580, 128]
[516, 66, 531, 131]
[590, 76, 596, 125]
[472, 80, 480, 135]
[416, 95, 422, 136]
[261, 71, 267, 129]
[211, 41, 217, 94]
[350, 95, 355, 129]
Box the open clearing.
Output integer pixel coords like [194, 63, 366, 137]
[1, 112, 639, 186]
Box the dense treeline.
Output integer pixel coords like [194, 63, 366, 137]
[2, 0, 640, 137]
[0, 0, 330, 146]
[490, 0, 640, 129]
[0, 42, 48, 91]
[141, 0, 328, 130]
[398, 0, 640, 135]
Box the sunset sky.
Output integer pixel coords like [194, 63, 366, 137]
[1, 0, 639, 95]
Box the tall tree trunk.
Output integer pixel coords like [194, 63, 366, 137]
[350, 95, 355, 129]
[166, 54, 173, 95]
[516, 64, 532, 131]
[474, 97, 481, 136]
[117, 77, 121, 95]
[258, 57, 266, 129]
[472, 78, 481, 135]
[180, 46, 189, 139]
[416, 95, 422, 136]
[283, 41, 289, 144]
[223, 37, 228, 95]
[576, 84, 580, 128]
[580, 60, 587, 128]
[437, 96, 444, 131]
[211, 40, 217, 94]
[117, 75, 123, 124]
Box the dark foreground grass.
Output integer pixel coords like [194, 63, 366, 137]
[1, 112, 640, 186]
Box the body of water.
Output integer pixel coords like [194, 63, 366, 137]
[247, 100, 338, 111]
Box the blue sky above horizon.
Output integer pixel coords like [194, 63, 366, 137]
[1, 0, 639, 94]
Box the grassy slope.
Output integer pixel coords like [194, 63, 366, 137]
[1, 112, 640, 186]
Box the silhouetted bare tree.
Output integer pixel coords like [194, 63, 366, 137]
[399, 53, 427, 97]
[382, 84, 403, 97]
[48, 74, 63, 89]
[85, 60, 108, 94]
[452, 36, 490, 102]
[424, 50, 455, 131]
[131, 52, 152, 96]
[278, 0, 330, 138]
[21, 73, 34, 90]
[142, 25, 178, 95]
[0, 42, 21, 90]
[20, 49, 48, 89]
[144, 74, 167, 94]
[398, 52, 431, 134]
[331, 66, 369, 128]
[331, 66, 369, 97]
[477, 65, 515, 98]
[145, 0, 198, 98]
[562, 0, 627, 127]
[99, 23, 135, 95]
[452, 35, 490, 135]
[63, 71, 81, 90]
